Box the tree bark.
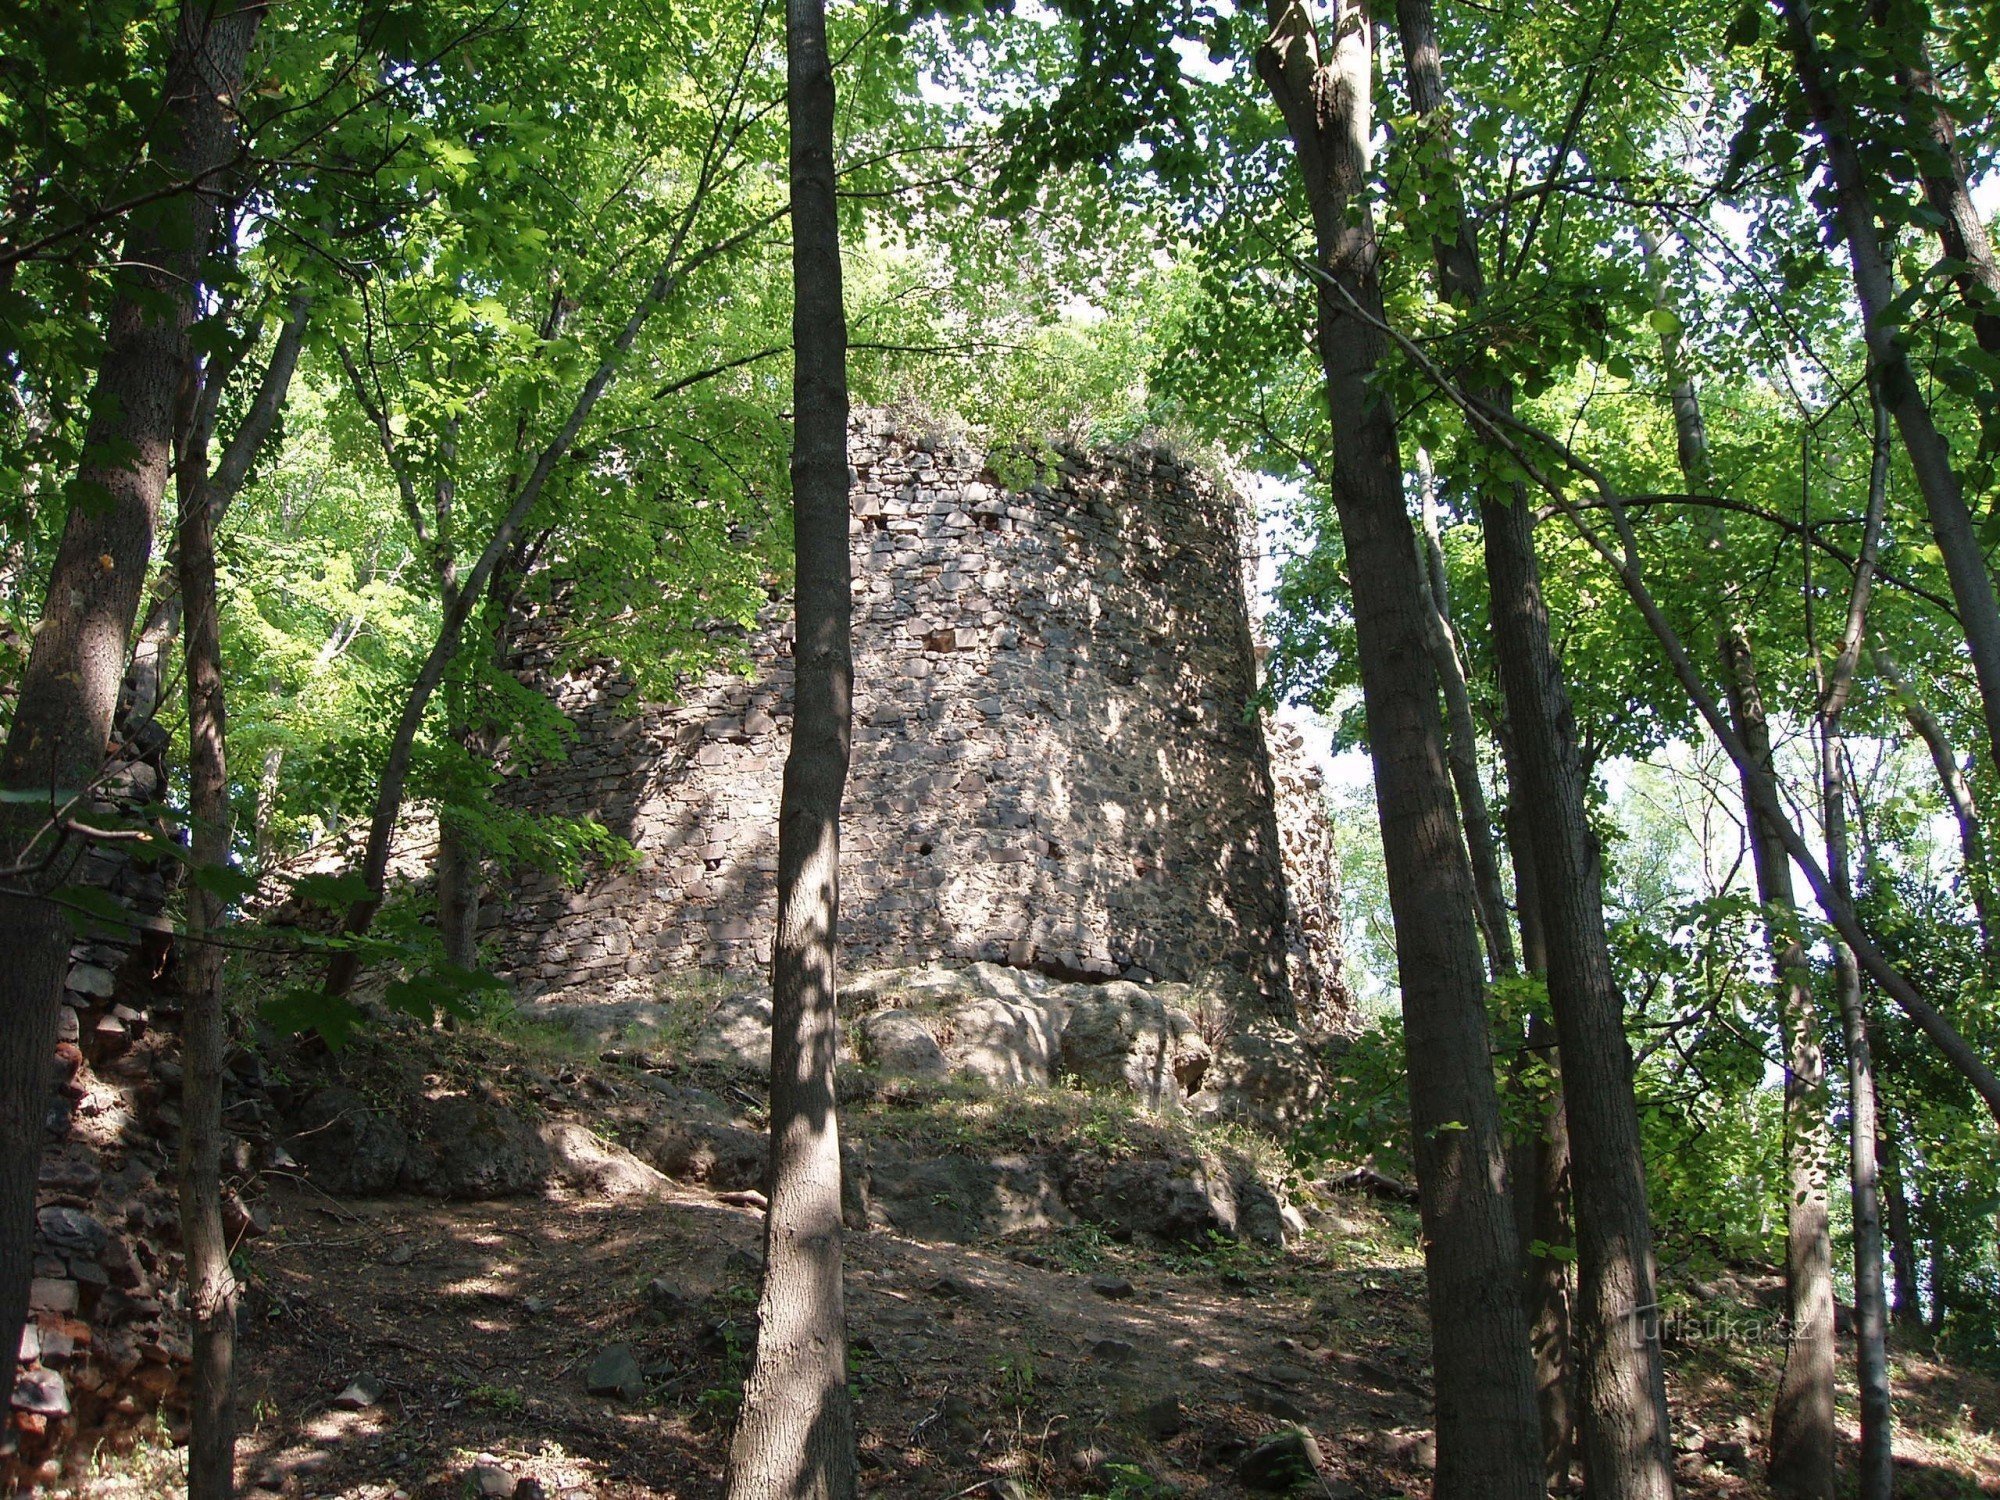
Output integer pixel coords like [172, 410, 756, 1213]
[723, 1, 856, 1496]
[1878, 1119, 1924, 1330]
[434, 810, 482, 971]
[1257, 7, 1543, 1495]
[0, 0, 260, 1396]
[1813, 380, 1893, 1500]
[1417, 456, 1517, 980]
[125, 293, 311, 734]
[1508, 796, 1578, 1492]
[1719, 632, 1836, 1500]
[177, 359, 239, 1500]
[1483, 483, 1676, 1500]
[1776, 0, 2000, 784]
[1395, 8, 1673, 1494]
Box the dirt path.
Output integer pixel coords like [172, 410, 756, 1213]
[223, 1180, 1441, 1499]
[181, 1180, 1996, 1500]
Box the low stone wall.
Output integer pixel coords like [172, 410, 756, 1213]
[485, 418, 1348, 1026]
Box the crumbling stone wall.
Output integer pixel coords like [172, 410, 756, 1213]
[486, 417, 1347, 1023]
[10, 731, 207, 1484]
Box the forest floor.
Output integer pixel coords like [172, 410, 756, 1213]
[53, 1016, 2000, 1500]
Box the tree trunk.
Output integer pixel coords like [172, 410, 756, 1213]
[1719, 632, 1836, 1500]
[124, 294, 312, 737]
[1777, 0, 2000, 784]
[1505, 792, 1578, 1492]
[1815, 380, 1893, 1500]
[1417, 456, 1517, 979]
[435, 812, 482, 971]
[1257, 7, 1543, 1495]
[1483, 484, 1676, 1500]
[723, 2, 856, 1496]
[0, 0, 260, 1394]
[1393, 8, 1672, 1494]
[177, 370, 239, 1500]
[255, 743, 285, 870]
[1878, 1120, 1924, 1330]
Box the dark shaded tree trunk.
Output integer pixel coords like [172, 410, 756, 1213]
[1719, 638, 1836, 1500]
[1878, 1121, 1924, 1330]
[0, 0, 261, 1394]
[435, 812, 482, 971]
[1776, 0, 2000, 783]
[1482, 486, 1676, 1500]
[1505, 791, 1578, 1492]
[1393, 8, 1672, 1493]
[723, 1, 856, 1496]
[177, 364, 239, 1500]
[1258, 7, 1543, 1495]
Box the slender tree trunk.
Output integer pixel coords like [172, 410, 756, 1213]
[1878, 1120, 1924, 1330]
[1257, 7, 1543, 1494]
[1717, 635, 1836, 1500]
[724, 2, 856, 1496]
[1506, 786, 1578, 1493]
[177, 368, 239, 1500]
[1393, 8, 1674, 1494]
[1815, 380, 1893, 1500]
[124, 294, 311, 734]
[1417, 457, 1517, 979]
[255, 743, 285, 869]
[434, 812, 482, 971]
[1483, 483, 1676, 1500]
[0, 0, 260, 1393]
[1776, 0, 2000, 783]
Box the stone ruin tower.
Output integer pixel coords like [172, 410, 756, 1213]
[487, 415, 1347, 1027]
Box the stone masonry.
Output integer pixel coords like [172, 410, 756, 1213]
[485, 416, 1347, 1026]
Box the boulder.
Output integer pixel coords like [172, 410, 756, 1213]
[1058, 983, 1210, 1109]
[866, 1151, 1073, 1240]
[943, 997, 1061, 1087]
[640, 1119, 766, 1191]
[1239, 1427, 1326, 1492]
[1066, 1156, 1234, 1244]
[585, 1344, 646, 1402]
[854, 1010, 949, 1079]
[287, 1087, 408, 1195]
[400, 1095, 550, 1199]
[690, 991, 777, 1075]
[540, 1121, 667, 1199]
[1202, 1023, 1327, 1130]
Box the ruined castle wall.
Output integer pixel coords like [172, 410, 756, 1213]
[487, 417, 1346, 1023]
